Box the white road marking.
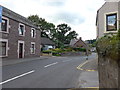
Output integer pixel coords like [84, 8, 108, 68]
[0, 70, 35, 85]
[44, 62, 58, 68]
[62, 60, 71, 62]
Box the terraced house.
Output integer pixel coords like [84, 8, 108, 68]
[0, 6, 41, 60]
[96, 1, 120, 39]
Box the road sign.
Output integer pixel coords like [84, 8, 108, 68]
[0, 6, 2, 23]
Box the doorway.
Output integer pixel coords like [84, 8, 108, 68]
[18, 41, 24, 58]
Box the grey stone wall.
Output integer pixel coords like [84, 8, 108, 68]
[2, 16, 41, 60]
[98, 54, 119, 88]
[97, 37, 120, 88]
[61, 52, 86, 56]
[96, 32, 120, 88]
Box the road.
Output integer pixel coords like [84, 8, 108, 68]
[1, 53, 97, 88]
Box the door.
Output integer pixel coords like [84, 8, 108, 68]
[18, 41, 24, 58]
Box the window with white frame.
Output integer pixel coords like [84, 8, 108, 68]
[106, 13, 117, 31]
[19, 23, 25, 36]
[31, 42, 35, 54]
[31, 28, 36, 38]
[0, 39, 8, 57]
[1, 17, 9, 32]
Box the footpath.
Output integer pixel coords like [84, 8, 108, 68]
[77, 58, 99, 89]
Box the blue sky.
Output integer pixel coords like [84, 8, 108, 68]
[0, 0, 105, 40]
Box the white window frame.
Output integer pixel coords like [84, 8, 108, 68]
[104, 11, 119, 33]
[0, 16, 9, 33]
[0, 39, 8, 57]
[31, 42, 35, 54]
[18, 40, 25, 58]
[18, 23, 25, 36]
[31, 28, 36, 38]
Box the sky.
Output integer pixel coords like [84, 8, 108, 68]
[0, 0, 105, 40]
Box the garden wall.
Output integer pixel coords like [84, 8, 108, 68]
[98, 54, 119, 88]
[61, 52, 86, 56]
[97, 34, 120, 88]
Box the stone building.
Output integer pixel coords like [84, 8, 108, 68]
[70, 37, 89, 49]
[0, 6, 41, 60]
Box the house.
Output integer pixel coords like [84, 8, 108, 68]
[85, 39, 96, 45]
[96, 1, 120, 39]
[0, 6, 41, 60]
[70, 37, 89, 49]
[41, 37, 55, 51]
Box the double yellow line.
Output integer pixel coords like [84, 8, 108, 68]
[67, 87, 99, 90]
[77, 60, 96, 72]
[86, 87, 99, 88]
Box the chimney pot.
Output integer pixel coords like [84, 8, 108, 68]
[79, 37, 82, 40]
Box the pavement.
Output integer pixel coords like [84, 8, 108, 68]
[77, 58, 99, 88]
[0, 56, 52, 66]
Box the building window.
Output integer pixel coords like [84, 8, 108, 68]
[19, 23, 25, 36]
[2, 19, 7, 31]
[31, 42, 35, 54]
[31, 28, 36, 38]
[106, 13, 117, 31]
[0, 17, 9, 33]
[0, 39, 8, 57]
[2, 42, 7, 56]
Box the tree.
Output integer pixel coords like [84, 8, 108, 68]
[28, 15, 40, 26]
[28, 15, 78, 48]
[55, 24, 78, 47]
[66, 31, 78, 44]
[28, 15, 56, 38]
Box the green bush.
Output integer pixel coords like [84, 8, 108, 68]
[73, 48, 86, 52]
[42, 50, 52, 53]
[52, 48, 63, 53]
[42, 47, 87, 56]
[63, 48, 73, 52]
[52, 53, 61, 56]
[96, 31, 119, 60]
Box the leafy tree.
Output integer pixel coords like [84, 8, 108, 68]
[28, 15, 78, 48]
[28, 15, 40, 26]
[66, 31, 78, 44]
[55, 24, 78, 47]
[28, 15, 55, 38]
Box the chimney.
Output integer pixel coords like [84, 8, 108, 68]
[79, 37, 82, 40]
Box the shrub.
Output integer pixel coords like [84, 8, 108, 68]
[42, 50, 52, 54]
[52, 53, 61, 56]
[73, 48, 86, 52]
[52, 48, 63, 52]
[96, 33, 119, 60]
[63, 48, 73, 52]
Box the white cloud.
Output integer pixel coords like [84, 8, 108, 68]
[0, 0, 105, 40]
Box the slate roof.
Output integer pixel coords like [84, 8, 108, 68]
[69, 38, 89, 48]
[41, 37, 55, 45]
[1, 6, 39, 29]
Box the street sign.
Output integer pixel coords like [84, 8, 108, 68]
[0, 6, 2, 23]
